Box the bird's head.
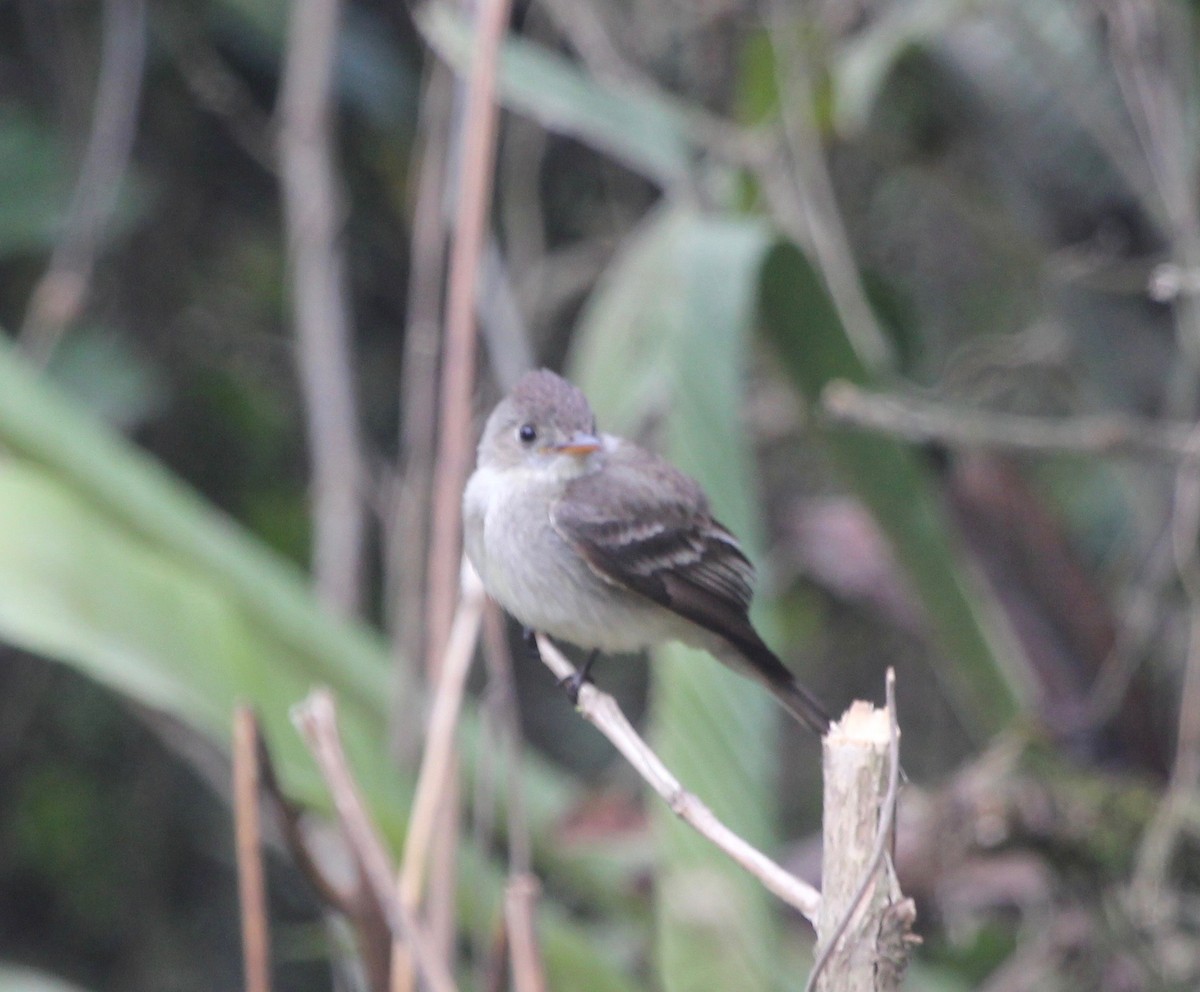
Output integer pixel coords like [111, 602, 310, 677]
[477, 369, 603, 478]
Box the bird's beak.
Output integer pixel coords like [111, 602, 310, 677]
[552, 432, 602, 456]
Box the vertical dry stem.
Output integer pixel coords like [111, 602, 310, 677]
[278, 0, 366, 617]
[505, 874, 547, 992]
[390, 59, 455, 724]
[20, 0, 147, 363]
[292, 689, 459, 992]
[391, 567, 485, 991]
[424, 0, 513, 672]
[417, 0, 513, 980]
[233, 706, 272, 992]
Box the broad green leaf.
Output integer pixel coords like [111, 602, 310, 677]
[569, 205, 783, 991]
[0, 113, 70, 256]
[45, 326, 168, 430]
[209, 0, 287, 47]
[758, 242, 1021, 732]
[418, 3, 697, 186]
[0, 340, 640, 992]
[831, 0, 973, 135]
[0, 111, 148, 259]
[0, 966, 95, 992]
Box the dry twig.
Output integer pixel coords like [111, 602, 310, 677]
[162, 9, 276, 171]
[425, 0, 514, 671]
[389, 59, 455, 726]
[533, 633, 821, 924]
[20, 0, 146, 363]
[419, 0, 514, 972]
[1101, 0, 1200, 411]
[822, 379, 1200, 463]
[504, 873, 547, 992]
[233, 706, 272, 992]
[480, 599, 533, 875]
[291, 689, 459, 992]
[391, 565, 486, 990]
[278, 0, 366, 617]
[1134, 426, 1200, 891]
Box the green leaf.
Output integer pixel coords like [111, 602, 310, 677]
[569, 205, 782, 991]
[45, 326, 168, 430]
[0, 339, 640, 992]
[0, 965, 96, 992]
[418, 3, 698, 186]
[758, 242, 1021, 732]
[831, 0, 972, 135]
[0, 112, 71, 256]
[209, 0, 288, 47]
[0, 111, 148, 260]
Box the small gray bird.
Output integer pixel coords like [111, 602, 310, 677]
[462, 368, 831, 735]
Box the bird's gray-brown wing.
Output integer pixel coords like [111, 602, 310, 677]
[551, 443, 834, 736]
[549, 446, 762, 653]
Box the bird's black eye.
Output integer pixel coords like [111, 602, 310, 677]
[517, 423, 537, 444]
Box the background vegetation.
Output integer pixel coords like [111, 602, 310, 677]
[0, 0, 1197, 989]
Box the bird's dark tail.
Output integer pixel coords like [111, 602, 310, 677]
[713, 633, 833, 736]
[769, 674, 834, 737]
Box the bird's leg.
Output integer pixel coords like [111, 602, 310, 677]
[522, 626, 543, 663]
[560, 649, 600, 705]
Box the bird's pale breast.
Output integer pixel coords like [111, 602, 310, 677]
[463, 464, 687, 653]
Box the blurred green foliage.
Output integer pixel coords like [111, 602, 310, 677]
[0, 0, 1196, 990]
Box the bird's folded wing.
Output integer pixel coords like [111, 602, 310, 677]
[550, 454, 758, 635]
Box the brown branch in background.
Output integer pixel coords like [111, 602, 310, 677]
[256, 712, 397, 987]
[497, 108, 548, 302]
[481, 600, 542, 988]
[1083, 523, 1172, 728]
[427, 762, 462, 989]
[504, 874, 547, 992]
[424, 0, 517, 676]
[278, 0, 366, 618]
[821, 379, 1200, 462]
[257, 737, 355, 915]
[391, 565, 485, 991]
[162, 9, 276, 173]
[481, 599, 532, 876]
[1133, 425, 1200, 894]
[389, 59, 455, 754]
[418, 0, 513, 977]
[292, 688, 460, 992]
[477, 238, 534, 390]
[482, 919, 509, 992]
[534, 633, 822, 924]
[20, 0, 146, 365]
[1101, 0, 1200, 415]
[233, 706, 272, 992]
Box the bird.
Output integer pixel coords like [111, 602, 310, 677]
[462, 368, 832, 735]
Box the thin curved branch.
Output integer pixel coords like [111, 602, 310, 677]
[533, 632, 821, 924]
[822, 380, 1200, 463]
[291, 689, 460, 992]
[20, 0, 147, 363]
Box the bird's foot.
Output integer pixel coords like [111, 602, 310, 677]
[559, 671, 590, 705]
[558, 650, 599, 705]
[522, 626, 543, 663]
